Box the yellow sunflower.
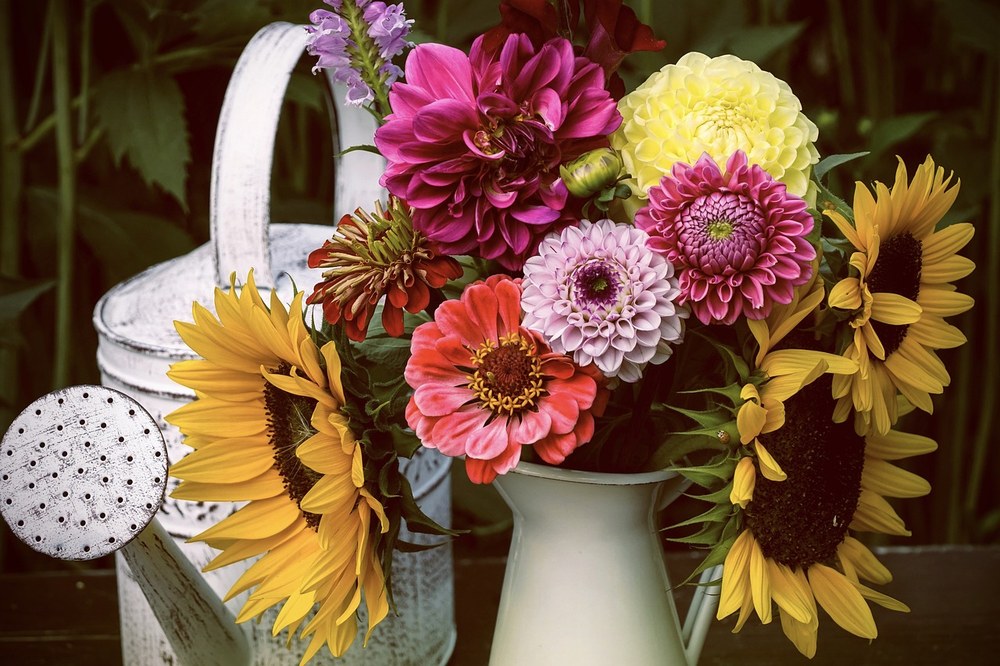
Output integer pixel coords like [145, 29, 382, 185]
[732, 264, 858, 507]
[720, 376, 933, 658]
[166, 271, 389, 663]
[827, 156, 975, 434]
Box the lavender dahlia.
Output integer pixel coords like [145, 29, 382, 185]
[374, 33, 621, 271]
[521, 219, 687, 383]
[636, 151, 816, 326]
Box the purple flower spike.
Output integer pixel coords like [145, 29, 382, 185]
[364, 2, 414, 60]
[636, 151, 817, 326]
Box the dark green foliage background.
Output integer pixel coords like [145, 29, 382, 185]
[1, 0, 997, 573]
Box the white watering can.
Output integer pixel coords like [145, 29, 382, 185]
[2, 22, 455, 666]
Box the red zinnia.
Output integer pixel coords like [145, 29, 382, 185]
[404, 275, 602, 483]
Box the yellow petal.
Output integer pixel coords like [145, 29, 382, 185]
[922, 223, 974, 264]
[862, 458, 931, 498]
[826, 208, 863, 250]
[870, 292, 922, 326]
[851, 489, 911, 536]
[865, 429, 937, 461]
[297, 432, 352, 476]
[171, 472, 284, 501]
[167, 397, 267, 437]
[169, 437, 275, 482]
[718, 530, 754, 620]
[749, 538, 772, 624]
[778, 605, 818, 659]
[917, 287, 974, 317]
[766, 560, 813, 624]
[731, 457, 756, 509]
[808, 563, 877, 639]
[754, 440, 786, 482]
[829, 278, 863, 310]
[921, 255, 976, 283]
[838, 537, 892, 585]
[299, 472, 357, 515]
[852, 580, 910, 613]
[738, 399, 768, 444]
[194, 494, 301, 542]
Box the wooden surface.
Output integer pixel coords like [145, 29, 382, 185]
[1, 545, 998, 665]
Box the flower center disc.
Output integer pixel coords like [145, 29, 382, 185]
[263, 363, 322, 530]
[866, 232, 923, 356]
[572, 260, 622, 309]
[469, 334, 545, 417]
[745, 377, 866, 568]
[680, 192, 766, 274]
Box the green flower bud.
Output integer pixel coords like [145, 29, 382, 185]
[560, 148, 623, 198]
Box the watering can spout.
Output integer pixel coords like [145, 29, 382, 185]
[0, 386, 251, 666]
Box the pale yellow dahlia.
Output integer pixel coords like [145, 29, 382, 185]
[166, 272, 389, 663]
[827, 156, 975, 434]
[720, 377, 931, 658]
[611, 52, 819, 202]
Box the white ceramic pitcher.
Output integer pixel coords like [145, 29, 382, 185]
[490, 461, 720, 666]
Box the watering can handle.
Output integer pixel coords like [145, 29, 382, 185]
[209, 21, 385, 290]
[681, 564, 723, 666]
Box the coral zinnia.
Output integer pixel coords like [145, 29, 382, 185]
[826, 156, 975, 434]
[636, 151, 816, 326]
[166, 272, 389, 660]
[374, 33, 621, 270]
[612, 51, 819, 201]
[404, 275, 602, 483]
[307, 198, 463, 342]
[520, 218, 687, 383]
[719, 377, 928, 658]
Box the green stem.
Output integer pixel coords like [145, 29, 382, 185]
[0, 1, 23, 430]
[964, 66, 1000, 520]
[51, 1, 75, 389]
[858, 0, 882, 121]
[24, 2, 52, 133]
[825, 0, 855, 110]
[77, 0, 93, 144]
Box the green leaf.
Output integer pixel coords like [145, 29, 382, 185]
[398, 472, 463, 537]
[688, 481, 735, 505]
[0, 276, 55, 320]
[813, 151, 870, 183]
[725, 23, 806, 63]
[337, 143, 382, 158]
[394, 538, 448, 553]
[645, 433, 727, 469]
[94, 69, 190, 208]
[666, 502, 733, 530]
[867, 113, 937, 159]
[671, 455, 737, 488]
[676, 533, 737, 587]
[668, 522, 724, 545]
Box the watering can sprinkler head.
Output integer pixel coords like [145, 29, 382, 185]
[0, 386, 250, 666]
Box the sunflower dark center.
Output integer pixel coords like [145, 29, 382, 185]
[572, 260, 621, 309]
[263, 362, 323, 530]
[866, 232, 923, 356]
[745, 377, 865, 568]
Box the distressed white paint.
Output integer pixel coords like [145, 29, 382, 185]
[88, 20, 455, 666]
[1, 386, 251, 666]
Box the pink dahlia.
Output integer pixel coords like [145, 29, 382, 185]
[374, 33, 621, 271]
[521, 219, 687, 384]
[635, 151, 816, 326]
[404, 275, 602, 484]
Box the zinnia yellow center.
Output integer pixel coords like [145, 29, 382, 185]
[263, 363, 323, 530]
[468, 332, 545, 417]
[866, 232, 923, 356]
[745, 377, 865, 568]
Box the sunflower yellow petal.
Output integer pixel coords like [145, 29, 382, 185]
[851, 489, 911, 536]
[194, 494, 301, 542]
[753, 440, 786, 482]
[731, 457, 756, 509]
[838, 537, 892, 585]
[826, 208, 863, 250]
[808, 563, 877, 639]
[299, 473, 356, 515]
[718, 530, 754, 620]
[852, 581, 910, 613]
[778, 605, 818, 659]
[168, 437, 275, 482]
[917, 287, 974, 316]
[921, 255, 976, 283]
[870, 292, 922, 326]
[168, 397, 267, 437]
[862, 458, 931, 498]
[883, 350, 944, 394]
[766, 560, 813, 624]
[171, 472, 285, 501]
[203, 519, 304, 572]
[865, 429, 937, 461]
[738, 399, 768, 444]
[297, 433, 352, 476]
[922, 223, 974, 264]
[829, 278, 862, 310]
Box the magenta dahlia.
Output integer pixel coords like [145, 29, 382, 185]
[374, 33, 621, 271]
[635, 151, 816, 326]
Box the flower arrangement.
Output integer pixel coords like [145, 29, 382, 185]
[165, 0, 976, 662]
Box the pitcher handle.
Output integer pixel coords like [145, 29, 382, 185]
[680, 564, 722, 666]
[209, 21, 384, 290]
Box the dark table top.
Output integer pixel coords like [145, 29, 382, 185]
[2, 545, 998, 665]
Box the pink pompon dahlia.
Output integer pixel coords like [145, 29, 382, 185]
[635, 151, 816, 326]
[404, 275, 603, 484]
[374, 33, 622, 271]
[521, 219, 687, 384]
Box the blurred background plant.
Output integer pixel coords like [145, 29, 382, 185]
[2, 0, 998, 572]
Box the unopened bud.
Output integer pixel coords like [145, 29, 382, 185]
[560, 148, 623, 198]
